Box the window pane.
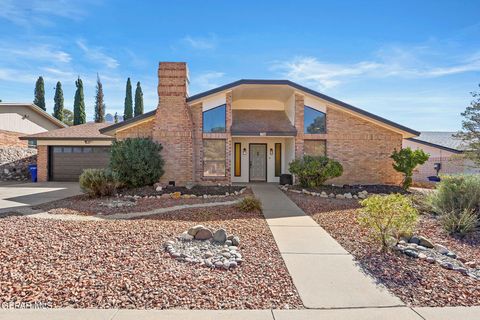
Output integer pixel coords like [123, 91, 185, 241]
[203, 105, 226, 133]
[275, 143, 282, 177]
[304, 106, 326, 134]
[234, 143, 241, 177]
[62, 147, 72, 153]
[304, 140, 326, 157]
[53, 147, 62, 153]
[203, 139, 226, 177]
[83, 147, 92, 153]
[73, 147, 82, 153]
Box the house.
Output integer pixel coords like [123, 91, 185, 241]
[23, 62, 419, 184]
[404, 132, 480, 182]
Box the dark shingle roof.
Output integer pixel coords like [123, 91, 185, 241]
[231, 110, 297, 136]
[20, 122, 114, 140]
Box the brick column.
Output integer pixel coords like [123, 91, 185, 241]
[191, 102, 203, 182]
[294, 93, 304, 159]
[224, 91, 232, 183]
[37, 145, 48, 182]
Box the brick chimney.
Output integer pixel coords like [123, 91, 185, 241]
[153, 62, 194, 186]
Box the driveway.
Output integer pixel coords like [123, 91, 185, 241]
[0, 182, 82, 214]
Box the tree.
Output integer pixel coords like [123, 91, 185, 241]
[94, 74, 105, 123]
[123, 78, 133, 120]
[114, 112, 119, 123]
[63, 108, 74, 126]
[33, 76, 46, 111]
[289, 155, 343, 187]
[73, 77, 86, 125]
[53, 81, 64, 121]
[134, 81, 144, 117]
[455, 84, 480, 165]
[391, 147, 429, 190]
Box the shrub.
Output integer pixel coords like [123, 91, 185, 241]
[391, 147, 429, 189]
[237, 196, 262, 212]
[79, 168, 119, 197]
[358, 194, 419, 250]
[289, 155, 343, 188]
[109, 138, 164, 188]
[441, 209, 477, 236]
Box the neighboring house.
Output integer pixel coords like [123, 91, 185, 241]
[23, 62, 419, 184]
[0, 103, 66, 147]
[403, 132, 480, 182]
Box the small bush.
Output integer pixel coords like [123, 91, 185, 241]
[391, 147, 429, 189]
[237, 196, 262, 212]
[358, 194, 419, 250]
[109, 138, 164, 188]
[79, 168, 119, 197]
[289, 155, 343, 188]
[441, 209, 477, 236]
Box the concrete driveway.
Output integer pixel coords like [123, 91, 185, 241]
[0, 182, 82, 214]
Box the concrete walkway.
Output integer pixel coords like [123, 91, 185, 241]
[251, 183, 403, 309]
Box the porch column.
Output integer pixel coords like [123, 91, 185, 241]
[294, 93, 304, 159]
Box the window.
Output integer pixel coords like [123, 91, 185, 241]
[274, 143, 282, 177]
[27, 139, 37, 149]
[304, 106, 326, 134]
[203, 139, 226, 177]
[73, 147, 83, 153]
[234, 143, 241, 177]
[304, 140, 326, 156]
[203, 105, 226, 133]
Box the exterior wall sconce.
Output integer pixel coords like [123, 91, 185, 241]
[242, 148, 247, 155]
[269, 148, 274, 155]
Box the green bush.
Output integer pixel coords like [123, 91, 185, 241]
[237, 196, 262, 212]
[358, 194, 419, 250]
[79, 168, 119, 197]
[109, 138, 164, 188]
[391, 147, 429, 189]
[289, 155, 343, 188]
[441, 209, 477, 236]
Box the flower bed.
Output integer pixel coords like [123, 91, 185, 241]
[286, 192, 480, 307]
[0, 205, 302, 309]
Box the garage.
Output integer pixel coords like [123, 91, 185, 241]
[50, 146, 111, 181]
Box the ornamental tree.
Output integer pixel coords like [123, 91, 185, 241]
[391, 147, 429, 189]
[73, 77, 86, 125]
[134, 81, 144, 117]
[94, 74, 106, 123]
[33, 76, 46, 111]
[53, 81, 64, 121]
[123, 78, 133, 120]
[455, 84, 480, 165]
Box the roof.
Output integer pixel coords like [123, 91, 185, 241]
[100, 79, 419, 137]
[0, 102, 67, 129]
[20, 122, 115, 140]
[231, 110, 297, 136]
[407, 131, 467, 153]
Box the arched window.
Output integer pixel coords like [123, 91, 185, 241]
[304, 106, 326, 134]
[203, 105, 226, 133]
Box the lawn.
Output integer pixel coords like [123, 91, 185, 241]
[0, 205, 302, 309]
[286, 192, 480, 307]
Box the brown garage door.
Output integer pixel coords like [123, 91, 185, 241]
[50, 146, 111, 181]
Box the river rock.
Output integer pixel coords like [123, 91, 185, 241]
[188, 225, 205, 236]
[195, 228, 213, 240]
[213, 229, 227, 243]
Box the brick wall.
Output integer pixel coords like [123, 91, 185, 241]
[152, 62, 194, 186]
[294, 94, 304, 159]
[116, 119, 153, 140]
[0, 130, 28, 147]
[37, 145, 48, 182]
[191, 103, 203, 182]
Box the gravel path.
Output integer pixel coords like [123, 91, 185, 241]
[286, 192, 480, 307]
[0, 205, 302, 309]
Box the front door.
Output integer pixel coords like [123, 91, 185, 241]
[249, 144, 267, 181]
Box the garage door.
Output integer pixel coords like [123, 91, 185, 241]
[50, 146, 111, 181]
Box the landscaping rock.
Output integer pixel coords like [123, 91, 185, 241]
[231, 236, 240, 246]
[195, 228, 213, 240]
[418, 236, 434, 249]
[409, 236, 421, 245]
[187, 225, 205, 236]
[213, 229, 227, 243]
[434, 244, 449, 254]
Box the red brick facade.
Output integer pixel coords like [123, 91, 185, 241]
[36, 145, 48, 182]
[0, 130, 28, 147]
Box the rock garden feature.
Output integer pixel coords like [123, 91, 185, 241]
[99, 198, 137, 209]
[396, 235, 480, 280]
[280, 185, 370, 200]
[164, 226, 242, 270]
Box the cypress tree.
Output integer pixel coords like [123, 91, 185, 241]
[53, 81, 64, 121]
[134, 81, 144, 117]
[33, 76, 46, 111]
[94, 74, 105, 123]
[114, 112, 119, 123]
[123, 78, 133, 120]
[73, 77, 86, 125]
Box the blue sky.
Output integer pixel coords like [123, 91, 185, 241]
[0, 0, 479, 130]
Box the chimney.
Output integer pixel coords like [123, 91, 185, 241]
[153, 62, 194, 185]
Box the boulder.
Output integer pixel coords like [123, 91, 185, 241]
[418, 236, 434, 249]
[434, 244, 449, 254]
[409, 236, 420, 244]
[231, 236, 240, 246]
[195, 228, 213, 240]
[188, 225, 205, 236]
[179, 231, 193, 241]
[213, 229, 227, 243]
[344, 193, 353, 199]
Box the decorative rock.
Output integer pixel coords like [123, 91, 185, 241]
[213, 229, 227, 243]
[440, 262, 454, 270]
[416, 245, 428, 251]
[225, 240, 233, 246]
[231, 236, 240, 246]
[229, 261, 238, 268]
[465, 261, 477, 268]
[195, 228, 213, 240]
[222, 252, 231, 258]
[344, 193, 353, 199]
[426, 256, 435, 263]
[434, 244, 449, 254]
[179, 231, 194, 241]
[418, 253, 427, 259]
[214, 261, 224, 268]
[418, 236, 434, 249]
[188, 225, 205, 236]
[155, 186, 163, 192]
[409, 236, 421, 245]
[223, 261, 231, 269]
[446, 251, 457, 259]
[204, 252, 213, 258]
[405, 250, 419, 258]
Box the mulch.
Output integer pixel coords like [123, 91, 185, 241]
[0, 205, 302, 309]
[288, 184, 409, 195]
[287, 192, 480, 307]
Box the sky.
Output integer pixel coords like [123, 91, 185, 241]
[0, 0, 479, 130]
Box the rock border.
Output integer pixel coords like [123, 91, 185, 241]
[119, 187, 247, 201]
[279, 185, 368, 200]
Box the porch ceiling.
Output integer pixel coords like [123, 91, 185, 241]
[231, 110, 297, 136]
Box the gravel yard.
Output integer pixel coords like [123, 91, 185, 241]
[286, 192, 480, 307]
[0, 205, 302, 309]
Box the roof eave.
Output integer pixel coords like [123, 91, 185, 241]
[99, 110, 156, 134]
[406, 138, 464, 154]
[19, 136, 115, 141]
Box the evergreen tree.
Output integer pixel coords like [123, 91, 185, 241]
[73, 77, 86, 125]
[33, 76, 46, 111]
[114, 112, 119, 123]
[94, 74, 106, 123]
[134, 81, 144, 117]
[455, 84, 480, 165]
[53, 81, 64, 121]
[123, 78, 133, 120]
[63, 109, 74, 126]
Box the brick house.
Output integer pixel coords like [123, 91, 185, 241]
[23, 62, 419, 184]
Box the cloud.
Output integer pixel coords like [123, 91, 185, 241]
[77, 40, 119, 69]
[0, 45, 71, 63]
[190, 71, 225, 92]
[272, 47, 480, 90]
[182, 34, 218, 50]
